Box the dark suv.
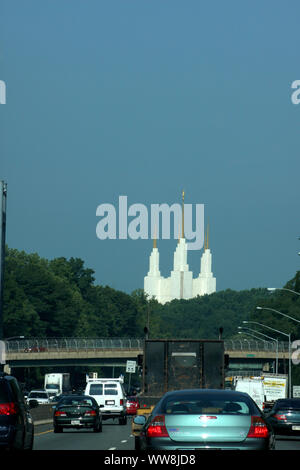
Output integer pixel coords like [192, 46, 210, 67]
[0, 372, 37, 450]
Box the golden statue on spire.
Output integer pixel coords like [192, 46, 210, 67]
[204, 222, 209, 250]
[153, 224, 157, 248]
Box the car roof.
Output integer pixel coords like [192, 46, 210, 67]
[162, 389, 251, 399]
[276, 398, 300, 405]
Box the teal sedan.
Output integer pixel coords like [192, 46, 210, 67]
[134, 389, 275, 450]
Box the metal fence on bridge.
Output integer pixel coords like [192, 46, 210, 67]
[5, 338, 144, 353]
[4, 338, 290, 353]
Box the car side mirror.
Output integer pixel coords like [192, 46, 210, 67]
[133, 415, 146, 425]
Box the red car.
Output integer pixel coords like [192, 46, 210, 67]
[126, 396, 140, 415]
[24, 346, 47, 353]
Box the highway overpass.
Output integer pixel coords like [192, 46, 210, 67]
[3, 338, 291, 376]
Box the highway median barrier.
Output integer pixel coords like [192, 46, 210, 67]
[30, 404, 53, 426]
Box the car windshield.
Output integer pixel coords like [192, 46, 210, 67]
[161, 392, 256, 415]
[46, 384, 59, 389]
[29, 392, 48, 399]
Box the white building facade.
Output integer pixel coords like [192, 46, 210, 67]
[144, 235, 216, 304]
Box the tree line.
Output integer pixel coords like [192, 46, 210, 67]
[3, 247, 300, 343]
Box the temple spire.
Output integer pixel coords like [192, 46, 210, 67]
[181, 190, 185, 238]
[207, 221, 209, 250]
[204, 222, 209, 250]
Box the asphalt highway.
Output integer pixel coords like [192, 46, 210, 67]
[33, 418, 300, 451]
[34, 418, 134, 450]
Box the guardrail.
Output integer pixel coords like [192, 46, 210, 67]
[4, 338, 290, 353]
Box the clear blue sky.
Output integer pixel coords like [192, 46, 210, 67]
[0, 0, 299, 294]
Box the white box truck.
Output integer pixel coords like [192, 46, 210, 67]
[262, 374, 288, 411]
[44, 373, 71, 399]
[234, 376, 265, 410]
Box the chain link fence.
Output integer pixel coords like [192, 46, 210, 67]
[4, 338, 290, 353]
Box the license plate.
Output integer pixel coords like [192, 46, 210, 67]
[71, 420, 80, 425]
[292, 426, 300, 430]
[106, 400, 115, 405]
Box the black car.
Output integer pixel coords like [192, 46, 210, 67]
[50, 393, 71, 403]
[265, 398, 300, 435]
[53, 395, 102, 433]
[0, 372, 38, 450]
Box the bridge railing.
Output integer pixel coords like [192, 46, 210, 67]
[4, 338, 290, 353]
[5, 338, 145, 353]
[224, 339, 288, 352]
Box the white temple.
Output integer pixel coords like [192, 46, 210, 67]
[144, 196, 216, 304]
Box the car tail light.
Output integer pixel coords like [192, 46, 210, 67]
[54, 411, 67, 417]
[85, 410, 97, 416]
[147, 415, 169, 438]
[274, 413, 287, 421]
[0, 402, 18, 415]
[247, 416, 269, 438]
[120, 399, 124, 406]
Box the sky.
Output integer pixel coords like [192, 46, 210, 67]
[0, 0, 299, 295]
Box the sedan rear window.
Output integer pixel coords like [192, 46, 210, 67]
[59, 397, 94, 406]
[274, 399, 300, 410]
[162, 393, 255, 415]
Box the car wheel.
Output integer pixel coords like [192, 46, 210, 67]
[93, 420, 101, 432]
[54, 425, 63, 433]
[25, 433, 34, 450]
[119, 416, 127, 425]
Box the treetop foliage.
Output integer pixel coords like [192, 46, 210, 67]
[3, 247, 300, 342]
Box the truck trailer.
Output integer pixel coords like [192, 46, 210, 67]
[262, 373, 288, 410]
[132, 339, 227, 437]
[44, 373, 71, 398]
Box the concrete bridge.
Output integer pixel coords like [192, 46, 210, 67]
[3, 338, 290, 375]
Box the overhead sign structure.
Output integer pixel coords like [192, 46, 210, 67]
[126, 360, 136, 374]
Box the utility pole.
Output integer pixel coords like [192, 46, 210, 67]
[0, 181, 7, 340]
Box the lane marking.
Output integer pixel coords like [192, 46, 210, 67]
[35, 429, 53, 436]
[121, 440, 127, 443]
[109, 447, 117, 450]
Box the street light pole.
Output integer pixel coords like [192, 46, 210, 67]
[238, 327, 279, 374]
[267, 288, 300, 296]
[0, 181, 7, 341]
[243, 321, 291, 398]
[256, 306, 300, 323]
